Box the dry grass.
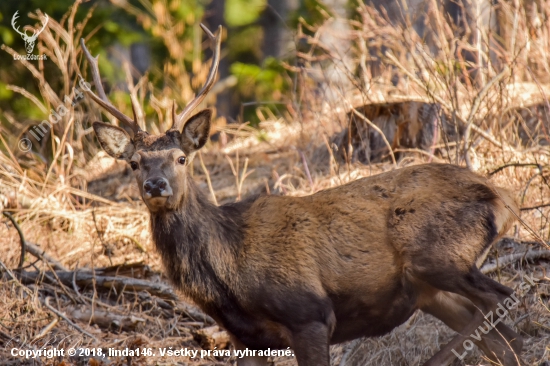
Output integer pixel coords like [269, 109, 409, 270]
[1, 0, 550, 365]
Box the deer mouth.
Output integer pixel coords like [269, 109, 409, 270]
[144, 196, 171, 211]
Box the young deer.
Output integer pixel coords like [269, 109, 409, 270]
[81, 25, 523, 366]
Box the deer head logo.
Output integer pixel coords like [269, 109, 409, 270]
[11, 11, 49, 54]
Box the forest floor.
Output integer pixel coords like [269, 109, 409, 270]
[1, 105, 550, 366]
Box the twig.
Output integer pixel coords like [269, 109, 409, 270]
[297, 149, 314, 190]
[25, 241, 67, 271]
[237, 157, 254, 201]
[348, 106, 397, 167]
[5, 85, 48, 114]
[385, 51, 504, 149]
[272, 170, 287, 195]
[493, 190, 550, 249]
[198, 151, 218, 206]
[44, 261, 79, 304]
[44, 297, 98, 341]
[322, 134, 337, 179]
[32, 318, 58, 341]
[2, 212, 26, 269]
[72, 261, 87, 304]
[488, 163, 544, 176]
[109, 235, 147, 253]
[520, 203, 550, 211]
[462, 67, 509, 169]
[480, 250, 550, 274]
[339, 338, 363, 366]
[0, 259, 33, 296]
[513, 314, 529, 326]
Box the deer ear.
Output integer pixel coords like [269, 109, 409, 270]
[93, 122, 135, 160]
[181, 109, 211, 152]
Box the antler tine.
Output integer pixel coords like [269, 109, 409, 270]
[172, 24, 222, 131]
[80, 38, 141, 136]
[35, 14, 48, 37]
[11, 11, 26, 37]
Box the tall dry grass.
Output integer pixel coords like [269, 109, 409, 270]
[0, 0, 220, 268]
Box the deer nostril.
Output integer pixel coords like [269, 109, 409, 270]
[143, 178, 170, 198]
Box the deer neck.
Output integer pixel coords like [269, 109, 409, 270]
[149, 179, 246, 304]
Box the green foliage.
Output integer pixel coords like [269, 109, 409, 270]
[0, 82, 13, 100]
[231, 56, 290, 124]
[13, 97, 42, 120]
[0, 25, 14, 45]
[0, 0, 332, 133]
[231, 57, 287, 99]
[0, 0, 146, 125]
[225, 0, 266, 27]
[227, 25, 263, 62]
[292, 0, 329, 31]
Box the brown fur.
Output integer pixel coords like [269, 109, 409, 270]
[339, 102, 461, 163]
[93, 110, 523, 366]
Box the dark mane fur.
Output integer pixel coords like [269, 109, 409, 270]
[150, 179, 258, 321]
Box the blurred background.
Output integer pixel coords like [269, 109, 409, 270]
[0, 0, 325, 128]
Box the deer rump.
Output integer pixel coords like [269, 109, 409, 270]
[152, 163, 517, 353]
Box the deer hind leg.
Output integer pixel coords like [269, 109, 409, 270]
[419, 289, 522, 366]
[410, 265, 523, 366]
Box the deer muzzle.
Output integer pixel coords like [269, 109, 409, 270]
[143, 177, 172, 199]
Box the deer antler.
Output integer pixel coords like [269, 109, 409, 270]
[80, 38, 141, 137]
[11, 11, 28, 38]
[172, 24, 222, 132]
[11, 11, 49, 40]
[31, 14, 49, 41]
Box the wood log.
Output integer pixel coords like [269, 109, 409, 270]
[15, 269, 216, 325]
[480, 250, 550, 274]
[68, 305, 145, 331]
[18, 270, 178, 300]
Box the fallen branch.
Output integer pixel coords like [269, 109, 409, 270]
[44, 297, 98, 341]
[25, 242, 68, 271]
[2, 211, 67, 271]
[19, 270, 178, 300]
[17, 269, 215, 324]
[32, 318, 58, 341]
[521, 203, 550, 211]
[2, 212, 26, 269]
[480, 250, 550, 274]
[0, 259, 33, 297]
[68, 305, 145, 331]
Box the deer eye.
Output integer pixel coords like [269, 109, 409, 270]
[177, 156, 186, 165]
[130, 161, 139, 170]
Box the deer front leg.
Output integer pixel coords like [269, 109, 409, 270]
[230, 336, 268, 366]
[292, 322, 331, 366]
